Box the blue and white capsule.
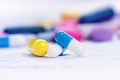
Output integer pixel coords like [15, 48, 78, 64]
[0, 34, 27, 47]
[55, 31, 85, 55]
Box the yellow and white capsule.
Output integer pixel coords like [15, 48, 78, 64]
[28, 38, 63, 57]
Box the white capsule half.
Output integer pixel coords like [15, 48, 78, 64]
[45, 43, 63, 57]
[67, 39, 85, 55]
[9, 34, 27, 47]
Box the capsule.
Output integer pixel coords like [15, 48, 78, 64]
[55, 27, 83, 41]
[55, 31, 85, 55]
[79, 7, 115, 23]
[0, 34, 27, 47]
[4, 26, 45, 34]
[28, 38, 63, 57]
[62, 11, 79, 20]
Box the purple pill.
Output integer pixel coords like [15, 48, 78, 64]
[89, 27, 114, 42]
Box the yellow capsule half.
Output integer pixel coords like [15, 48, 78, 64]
[62, 11, 80, 20]
[28, 38, 39, 49]
[29, 38, 49, 57]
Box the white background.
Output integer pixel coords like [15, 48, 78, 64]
[0, 0, 120, 26]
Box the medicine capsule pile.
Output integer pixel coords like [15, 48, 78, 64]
[29, 31, 85, 57]
[28, 38, 63, 57]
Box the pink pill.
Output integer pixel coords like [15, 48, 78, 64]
[57, 19, 78, 28]
[55, 27, 83, 41]
[0, 32, 6, 36]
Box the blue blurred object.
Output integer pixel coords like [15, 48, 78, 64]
[4, 26, 45, 34]
[0, 36, 9, 47]
[55, 31, 73, 48]
[37, 31, 55, 42]
[79, 7, 115, 23]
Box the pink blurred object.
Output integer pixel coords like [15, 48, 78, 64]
[57, 19, 78, 28]
[55, 27, 83, 41]
[0, 32, 6, 36]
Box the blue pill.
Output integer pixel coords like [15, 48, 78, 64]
[0, 36, 9, 47]
[4, 26, 45, 34]
[79, 7, 115, 23]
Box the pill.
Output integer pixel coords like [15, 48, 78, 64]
[29, 38, 49, 56]
[45, 43, 63, 57]
[41, 20, 56, 30]
[58, 19, 78, 28]
[62, 11, 79, 20]
[55, 27, 83, 41]
[89, 27, 114, 42]
[55, 31, 85, 55]
[79, 7, 115, 23]
[28, 38, 63, 57]
[0, 34, 27, 47]
[28, 38, 39, 49]
[4, 26, 45, 34]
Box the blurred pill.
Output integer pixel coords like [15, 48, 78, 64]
[37, 31, 54, 42]
[89, 27, 114, 42]
[55, 27, 83, 41]
[4, 26, 45, 34]
[79, 7, 115, 23]
[0, 34, 27, 47]
[62, 11, 79, 20]
[0, 34, 37, 47]
[58, 19, 78, 28]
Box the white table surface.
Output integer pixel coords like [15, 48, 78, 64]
[0, 37, 120, 80]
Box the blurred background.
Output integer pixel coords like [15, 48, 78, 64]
[0, 0, 120, 26]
